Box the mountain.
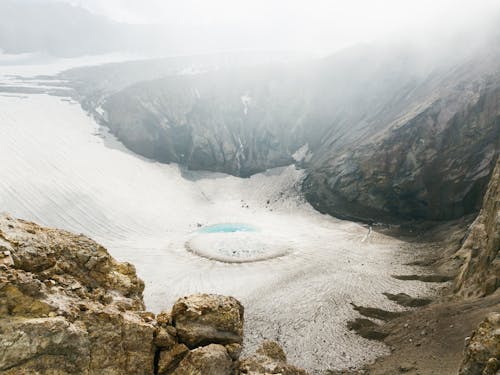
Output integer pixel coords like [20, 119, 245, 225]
[58, 30, 500, 222]
[0, 0, 163, 57]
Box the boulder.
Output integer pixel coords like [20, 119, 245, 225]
[157, 343, 190, 375]
[155, 326, 177, 349]
[0, 215, 308, 375]
[171, 294, 244, 348]
[239, 340, 309, 375]
[0, 214, 155, 375]
[171, 344, 233, 375]
[459, 313, 500, 375]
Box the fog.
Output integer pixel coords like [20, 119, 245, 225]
[2, 0, 500, 58]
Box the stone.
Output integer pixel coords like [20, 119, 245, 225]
[0, 215, 308, 375]
[155, 326, 177, 349]
[256, 340, 287, 362]
[458, 312, 500, 375]
[172, 294, 244, 348]
[0, 215, 155, 375]
[157, 343, 190, 375]
[239, 341, 309, 375]
[225, 343, 243, 361]
[157, 310, 172, 326]
[171, 344, 233, 375]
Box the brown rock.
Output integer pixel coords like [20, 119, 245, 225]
[0, 215, 155, 375]
[225, 343, 243, 361]
[172, 294, 244, 348]
[239, 340, 309, 375]
[458, 312, 500, 375]
[155, 326, 178, 349]
[256, 340, 287, 362]
[157, 310, 173, 326]
[172, 344, 233, 375]
[157, 343, 190, 375]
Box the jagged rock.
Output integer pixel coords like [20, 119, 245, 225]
[0, 215, 308, 375]
[304, 85, 500, 222]
[155, 326, 178, 349]
[171, 344, 233, 375]
[239, 340, 309, 375]
[225, 343, 243, 361]
[171, 294, 244, 348]
[0, 214, 155, 375]
[458, 312, 500, 375]
[157, 343, 190, 375]
[455, 158, 500, 297]
[256, 340, 287, 362]
[157, 310, 173, 326]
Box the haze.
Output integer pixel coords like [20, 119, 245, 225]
[5, 0, 500, 57]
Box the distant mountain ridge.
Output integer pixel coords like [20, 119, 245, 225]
[56, 32, 500, 222]
[0, 0, 163, 57]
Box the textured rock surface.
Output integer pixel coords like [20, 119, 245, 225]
[239, 340, 309, 375]
[0, 214, 155, 375]
[455, 158, 500, 297]
[171, 294, 244, 348]
[304, 78, 500, 222]
[0, 215, 307, 374]
[171, 344, 233, 375]
[459, 312, 500, 375]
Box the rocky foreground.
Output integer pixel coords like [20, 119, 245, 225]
[0, 215, 306, 375]
[1, 160, 499, 374]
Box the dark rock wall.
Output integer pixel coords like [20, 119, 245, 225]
[69, 41, 500, 222]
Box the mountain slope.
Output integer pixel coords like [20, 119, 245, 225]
[61, 34, 500, 221]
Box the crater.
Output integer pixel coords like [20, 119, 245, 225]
[186, 223, 289, 263]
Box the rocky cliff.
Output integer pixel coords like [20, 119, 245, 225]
[0, 214, 307, 375]
[454, 158, 500, 297]
[304, 79, 500, 222]
[61, 32, 500, 222]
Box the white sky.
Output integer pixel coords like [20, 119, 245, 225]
[57, 0, 500, 54]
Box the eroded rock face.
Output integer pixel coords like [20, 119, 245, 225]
[239, 340, 309, 375]
[171, 344, 233, 375]
[455, 158, 500, 297]
[459, 313, 500, 375]
[304, 83, 500, 222]
[0, 214, 155, 375]
[171, 294, 244, 348]
[0, 215, 307, 374]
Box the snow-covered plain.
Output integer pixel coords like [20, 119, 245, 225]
[0, 61, 438, 373]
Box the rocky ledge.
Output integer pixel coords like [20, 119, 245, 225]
[0, 214, 307, 375]
[459, 312, 500, 375]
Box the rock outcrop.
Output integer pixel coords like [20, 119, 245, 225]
[304, 76, 500, 222]
[459, 312, 500, 375]
[454, 158, 500, 297]
[239, 340, 309, 375]
[0, 214, 155, 375]
[0, 214, 307, 375]
[171, 294, 244, 348]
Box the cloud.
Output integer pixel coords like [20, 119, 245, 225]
[38, 0, 500, 55]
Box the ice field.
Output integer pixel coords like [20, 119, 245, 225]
[0, 60, 439, 372]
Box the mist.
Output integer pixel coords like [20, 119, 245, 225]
[2, 0, 500, 58]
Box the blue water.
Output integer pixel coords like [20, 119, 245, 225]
[198, 223, 257, 233]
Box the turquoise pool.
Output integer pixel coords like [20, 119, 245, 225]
[198, 223, 257, 233]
